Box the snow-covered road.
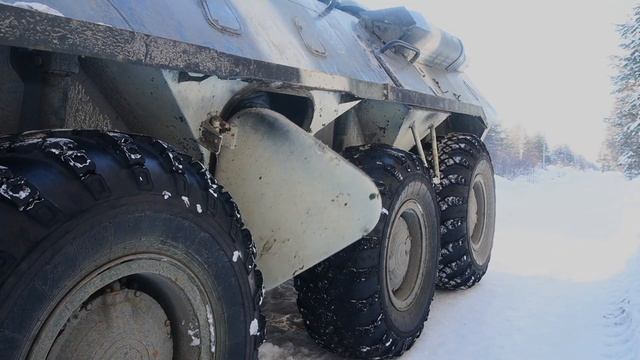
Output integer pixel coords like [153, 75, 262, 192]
[259, 168, 640, 359]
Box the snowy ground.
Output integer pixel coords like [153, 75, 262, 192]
[259, 167, 640, 359]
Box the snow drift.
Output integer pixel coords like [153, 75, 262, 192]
[260, 167, 640, 359]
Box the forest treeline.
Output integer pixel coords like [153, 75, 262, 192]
[483, 123, 596, 179]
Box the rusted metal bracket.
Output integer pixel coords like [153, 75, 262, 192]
[200, 116, 235, 155]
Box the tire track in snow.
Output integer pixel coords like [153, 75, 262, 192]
[602, 253, 640, 360]
[601, 178, 640, 360]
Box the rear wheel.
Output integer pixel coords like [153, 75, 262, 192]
[0, 130, 265, 359]
[295, 144, 439, 359]
[428, 133, 496, 290]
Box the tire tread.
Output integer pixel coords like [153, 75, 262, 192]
[426, 133, 493, 290]
[295, 144, 434, 359]
[0, 130, 265, 355]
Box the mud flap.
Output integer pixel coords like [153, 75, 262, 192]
[216, 108, 382, 289]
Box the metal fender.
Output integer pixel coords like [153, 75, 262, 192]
[216, 109, 382, 289]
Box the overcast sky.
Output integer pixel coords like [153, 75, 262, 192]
[361, 0, 637, 161]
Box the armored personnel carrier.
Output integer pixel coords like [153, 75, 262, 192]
[0, 1, 497, 359]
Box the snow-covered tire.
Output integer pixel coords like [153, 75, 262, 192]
[295, 144, 439, 359]
[0, 130, 264, 360]
[429, 133, 496, 290]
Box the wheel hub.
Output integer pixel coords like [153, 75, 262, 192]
[385, 200, 428, 311]
[29, 255, 217, 360]
[388, 218, 412, 291]
[468, 175, 491, 266]
[468, 190, 479, 236]
[47, 288, 173, 360]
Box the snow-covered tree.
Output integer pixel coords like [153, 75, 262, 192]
[484, 122, 514, 176]
[609, 4, 640, 178]
[598, 127, 621, 172]
[549, 145, 575, 167]
[523, 134, 548, 168]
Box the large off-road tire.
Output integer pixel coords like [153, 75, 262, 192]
[428, 133, 496, 290]
[0, 130, 265, 360]
[295, 144, 439, 359]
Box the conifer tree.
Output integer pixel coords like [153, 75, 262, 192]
[609, 5, 640, 178]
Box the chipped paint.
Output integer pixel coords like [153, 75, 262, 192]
[162, 191, 172, 199]
[196, 204, 203, 213]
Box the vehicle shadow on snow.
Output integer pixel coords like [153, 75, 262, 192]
[260, 255, 640, 360]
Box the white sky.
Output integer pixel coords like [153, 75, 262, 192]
[361, 0, 637, 161]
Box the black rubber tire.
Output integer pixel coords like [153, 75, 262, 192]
[428, 133, 496, 290]
[295, 144, 439, 359]
[0, 130, 265, 359]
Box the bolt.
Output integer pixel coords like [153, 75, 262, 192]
[134, 290, 141, 297]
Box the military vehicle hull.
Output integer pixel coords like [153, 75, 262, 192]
[0, 1, 497, 359]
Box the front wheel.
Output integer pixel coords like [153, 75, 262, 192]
[295, 144, 439, 359]
[0, 130, 265, 359]
[429, 133, 496, 290]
